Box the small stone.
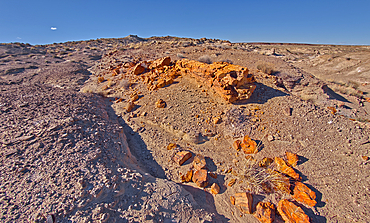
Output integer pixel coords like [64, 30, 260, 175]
[230, 196, 236, 205]
[259, 157, 273, 168]
[234, 192, 253, 214]
[133, 63, 145, 75]
[362, 156, 369, 161]
[283, 107, 292, 116]
[192, 169, 208, 187]
[172, 151, 192, 165]
[124, 101, 135, 112]
[286, 151, 299, 167]
[155, 99, 166, 108]
[192, 154, 206, 170]
[130, 93, 139, 102]
[240, 135, 257, 154]
[277, 199, 310, 223]
[167, 143, 177, 150]
[233, 139, 241, 151]
[228, 178, 236, 187]
[254, 202, 275, 223]
[210, 183, 220, 194]
[292, 182, 317, 207]
[275, 157, 301, 180]
[213, 117, 221, 124]
[267, 135, 274, 141]
[181, 170, 193, 183]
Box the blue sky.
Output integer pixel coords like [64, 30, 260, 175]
[0, 0, 369, 45]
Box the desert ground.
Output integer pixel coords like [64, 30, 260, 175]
[0, 35, 369, 222]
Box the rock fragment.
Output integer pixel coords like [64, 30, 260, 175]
[259, 157, 273, 168]
[210, 183, 220, 194]
[286, 151, 299, 167]
[172, 151, 192, 165]
[132, 63, 145, 75]
[155, 99, 166, 108]
[233, 139, 241, 151]
[230, 196, 236, 205]
[277, 199, 310, 223]
[292, 182, 317, 207]
[213, 117, 221, 124]
[274, 157, 301, 180]
[124, 101, 135, 112]
[234, 192, 253, 214]
[240, 135, 258, 154]
[149, 56, 171, 69]
[192, 154, 206, 170]
[180, 170, 193, 183]
[192, 169, 208, 187]
[254, 202, 275, 223]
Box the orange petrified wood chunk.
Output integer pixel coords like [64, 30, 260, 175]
[277, 199, 310, 223]
[174, 59, 256, 103]
[240, 135, 258, 154]
[254, 202, 275, 223]
[192, 154, 207, 170]
[274, 157, 301, 180]
[292, 182, 317, 207]
[286, 151, 299, 167]
[172, 151, 192, 166]
[234, 192, 253, 214]
[192, 169, 208, 187]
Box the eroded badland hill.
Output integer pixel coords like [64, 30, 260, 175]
[1, 36, 370, 222]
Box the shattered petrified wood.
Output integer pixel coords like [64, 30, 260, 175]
[274, 157, 301, 181]
[172, 151, 192, 166]
[240, 135, 258, 154]
[292, 182, 317, 207]
[192, 154, 207, 170]
[192, 169, 208, 187]
[254, 202, 275, 223]
[174, 59, 256, 103]
[234, 192, 253, 214]
[277, 199, 310, 223]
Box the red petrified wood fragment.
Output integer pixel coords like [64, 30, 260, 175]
[277, 199, 310, 223]
[292, 182, 317, 207]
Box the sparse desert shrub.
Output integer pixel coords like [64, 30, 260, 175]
[257, 62, 275, 75]
[239, 158, 290, 194]
[198, 55, 212, 64]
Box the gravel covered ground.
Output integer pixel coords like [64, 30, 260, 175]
[1, 36, 370, 222]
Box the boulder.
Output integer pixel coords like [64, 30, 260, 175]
[254, 202, 275, 223]
[277, 199, 310, 223]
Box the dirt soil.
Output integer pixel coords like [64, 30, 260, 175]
[1, 36, 369, 223]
